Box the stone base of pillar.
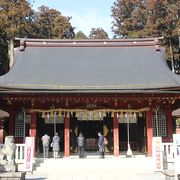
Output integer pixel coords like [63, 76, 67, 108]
[176, 127, 180, 134]
[0, 164, 17, 172]
[126, 144, 133, 157]
[0, 172, 25, 180]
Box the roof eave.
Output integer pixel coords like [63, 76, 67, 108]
[0, 86, 180, 94]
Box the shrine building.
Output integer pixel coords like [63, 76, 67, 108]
[0, 37, 180, 157]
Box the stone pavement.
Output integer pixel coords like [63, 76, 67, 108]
[26, 156, 165, 180]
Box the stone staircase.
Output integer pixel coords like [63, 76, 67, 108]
[27, 158, 77, 179]
[25, 158, 47, 179]
[33, 158, 45, 172]
[25, 156, 165, 180]
[29, 153, 146, 176]
[30, 155, 114, 179]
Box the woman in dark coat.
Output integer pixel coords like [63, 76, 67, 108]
[77, 133, 85, 158]
[52, 132, 60, 159]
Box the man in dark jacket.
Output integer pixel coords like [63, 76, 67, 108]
[98, 132, 105, 158]
[77, 133, 85, 158]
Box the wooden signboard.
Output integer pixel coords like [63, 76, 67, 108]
[24, 137, 34, 172]
[152, 137, 163, 172]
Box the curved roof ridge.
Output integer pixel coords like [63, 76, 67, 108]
[15, 37, 163, 50]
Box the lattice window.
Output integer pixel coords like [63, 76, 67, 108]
[15, 114, 24, 138]
[152, 112, 167, 137]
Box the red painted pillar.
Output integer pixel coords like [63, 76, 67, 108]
[64, 113, 70, 157]
[167, 106, 173, 141]
[113, 112, 119, 157]
[146, 109, 153, 157]
[8, 111, 16, 136]
[0, 120, 4, 143]
[29, 112, 36, 157]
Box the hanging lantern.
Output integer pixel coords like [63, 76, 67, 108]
[47, 112, 50, 119]
[89, 111, 92, 120]
[49, 111, 54, 122]
[128, 112, 133, 123]
[139, 112, 143, 117]
[99, 111, 102, 120]
[54, 111, 57, 121]
[122, 112, 127, 123]
[81, 111, 87, 120]
[41, 112, 45, 118]
[76, 111, 79, 119]
[77, 111, 83, 121]
[93, 111, 98, 120]
[102, 111, 106, 118]
[45, 112, 50, 124]
[124, 112, 128, 119]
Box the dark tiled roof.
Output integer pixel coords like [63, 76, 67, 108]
[0, 38, 180, 92]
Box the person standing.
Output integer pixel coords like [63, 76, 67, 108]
[41, 134, 50, 158]
[98, 132, 105, 158]
[77, 132, 85, 158]
[52, 132, 60, 159]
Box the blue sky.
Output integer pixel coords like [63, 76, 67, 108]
[32, 0, 115, 38]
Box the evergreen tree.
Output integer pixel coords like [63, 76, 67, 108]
[111, 0, 180, 61]
[89, 28, 109, 39]
[0, 2, 73, 74]
[0, 28, 8, 75]
[0, 0, 34, 74]
[75, 31, 88, 39]
[34, 6, 71, 39]
[0, 0, 34, 39]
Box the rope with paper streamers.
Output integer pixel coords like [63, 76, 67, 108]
[30, 107, 150, 118]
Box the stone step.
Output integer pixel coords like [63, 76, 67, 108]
[26, 173, 47, 179]
[32, 158, 45, 171]
[32, 157, 153, 174]
[33, 159, 153, 174]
